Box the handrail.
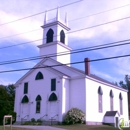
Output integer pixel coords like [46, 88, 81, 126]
[21, 115, 29, 124]
[51, 114, 58, 119]
[40, 114, 47, 120]
[22, 115, 29, 119]
[50, 114, 58, 125]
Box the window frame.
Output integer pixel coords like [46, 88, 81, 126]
[119, 93, 123, 115]
[98, 94, 102, 113]
[46, 28, 54, 43]
[49, 93, 57, 101]
[36, 101, 41, 113]
[98, 86, 103, 113]
[35, 72, 43, 80]
[60, 30, 65, 44]
[21, 95, 29, 103]
[24, 82, 28, 94]
[110, 90, 114, 111]
[51, 78, 56, 91]
[110, 97, 113, 111]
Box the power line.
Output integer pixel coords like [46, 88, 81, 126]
[0, 38, 130, 65]
[0, 2, 130, 40]
[0, 53, 130, 73]
[0, 39, 42, 49]
[69, 3, 130, 22]
[0, 0, 83, 27]
[68, 15, 130, 34]
[0, 29, 40, 40]
[1, 14, 130, 50]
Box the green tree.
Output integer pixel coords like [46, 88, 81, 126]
[119, 81, 127, 89]
[0, 84, 16, 125]
[119, 75, 130, 90]
[125, 75, 130, 91]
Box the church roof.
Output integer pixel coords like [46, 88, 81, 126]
[104, 111, 120, 116]
[15, 57, 128, 92]
[90, 74, 117, 86]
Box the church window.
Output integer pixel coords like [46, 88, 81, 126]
[49, 93, 57, 101]
[60, 30, 65, 44]
[35, 72, 43, 80]
[98, 86, 103, 113]
[46, 29, 54, 43]
[119, 93, 123, 115]
[35, 95, 42, 113]
[110, 90, 114, 111]
[24, 82, 28, 94]
[21, 95, 29, 103]
[51, 78, 56, 91]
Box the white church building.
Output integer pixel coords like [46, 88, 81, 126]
[14, 9, 129, 125]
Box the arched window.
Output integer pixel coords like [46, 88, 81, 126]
[98, 86, 103, 113]
[119, 93, 123, 115]
[60, 30, 65, 44]
[46, 29, 54, 43]
[35, 95, 42, 113]
[49, 93, 57, 101]
[110, 90, 114, 111]
[35, 72, 43, 80]
[21, 95, 29, 103]
[36, 95, 42, 101]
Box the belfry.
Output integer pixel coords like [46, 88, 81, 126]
[38, 8, 72, 65]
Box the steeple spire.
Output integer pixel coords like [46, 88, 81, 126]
[44, 10, 47, 24]
[65, 13, 68, 26]
[56, 7, 59, 21]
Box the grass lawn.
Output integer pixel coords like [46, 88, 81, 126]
[0, 126, 31, 130]
[1, 124, 130, 130]
[55, 124, 130, 130]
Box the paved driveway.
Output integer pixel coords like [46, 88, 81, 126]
[13, 125, 66, 130]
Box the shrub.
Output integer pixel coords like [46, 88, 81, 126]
[22, 121, 31, 125]
[31, 118, 35, 122]
[64, 108, 85, 124]
[37, 118, 42, 123]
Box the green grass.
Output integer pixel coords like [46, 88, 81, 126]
[1, 124, 130, 130]
[0, 126, 31, 130]
[55, 124, 130, 130]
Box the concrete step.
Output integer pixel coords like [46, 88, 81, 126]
[13, 121, 21, 125]
[41, 120, 59, 126]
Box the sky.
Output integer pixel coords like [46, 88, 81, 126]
[0, 0, 130, 85]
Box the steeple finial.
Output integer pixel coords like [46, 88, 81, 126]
[44, 10, 47, 24]
[56, 6, 59, 21]
[65, 13, 68, 26]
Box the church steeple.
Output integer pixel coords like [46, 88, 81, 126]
[44, 10, 47, 25]
[37, 9, 72, 65]
[56, 7, 59, 21]
[41, 8, 70, 45]
[65, 13, 68, 26]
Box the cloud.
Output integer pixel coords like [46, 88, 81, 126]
[0, 0, 130, 84]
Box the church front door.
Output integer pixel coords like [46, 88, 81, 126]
[48, 101, 58, 120]
[21, 103, 29, 121]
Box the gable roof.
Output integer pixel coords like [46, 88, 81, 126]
[15, 57, 84, 86]
[14, 57, 128, 92]
[90, 74, 116, 86]
[104, 111, 120, 117]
